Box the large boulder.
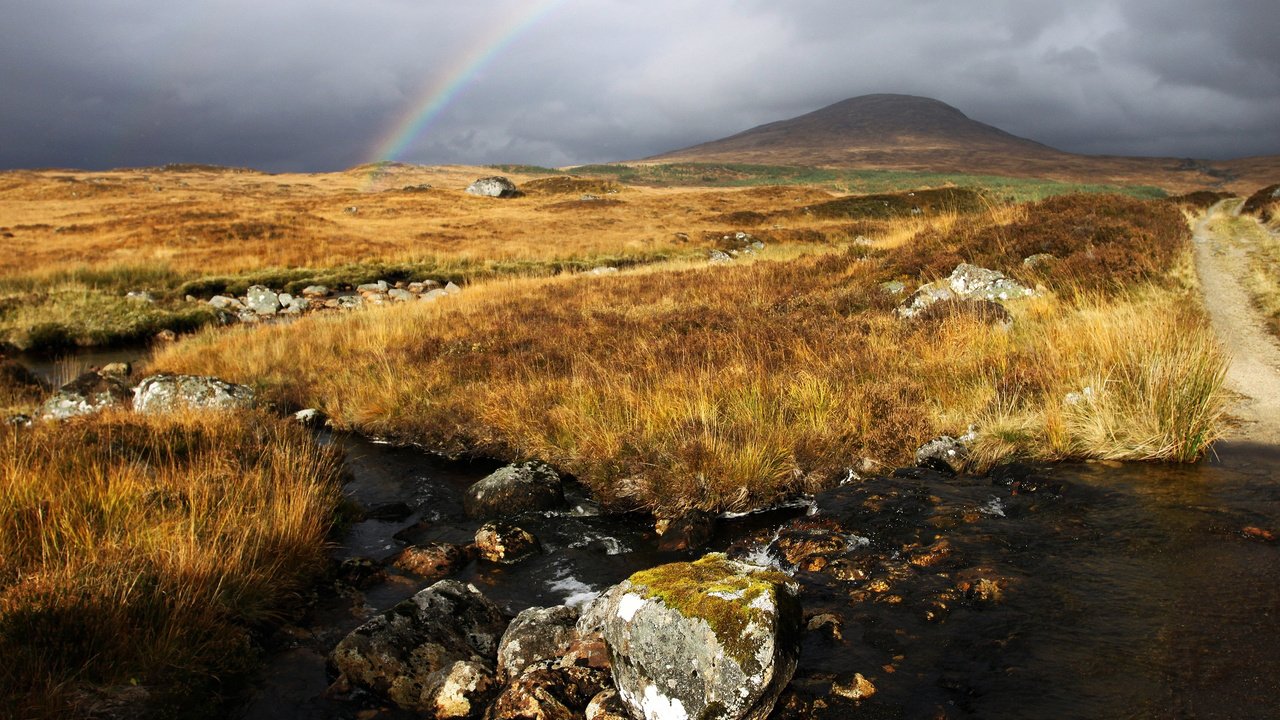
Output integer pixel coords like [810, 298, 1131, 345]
[898, 263, 1033, 319]
[38, 371, 130, 421]
[497, 605, 580, 681]
[132, 374, 255, 414]
[466, 176, 520, 198]
[464, 461, 564, 519]
[600, 554, 802, 720]
[329, 580, 508, 715]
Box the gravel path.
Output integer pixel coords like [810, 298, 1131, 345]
[1193, 200, 1280, 444]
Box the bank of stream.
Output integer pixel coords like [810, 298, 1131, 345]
[235, 431, 1280, 719]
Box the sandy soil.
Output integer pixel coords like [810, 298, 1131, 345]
[1193, 200, 1280, 444]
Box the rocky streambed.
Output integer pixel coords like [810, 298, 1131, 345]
[236, 433, 1280, 719]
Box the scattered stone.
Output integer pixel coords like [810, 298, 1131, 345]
[914, 428, 977, 475]
[466, 176, 520, 198]
[475, 521, 541, 565]
[336, 557, 386, 590]
[393, 542, 471, 582]
[329, 580, 508, 713]
[294, 408, 326, 428]
[599, 553, 802, 720]
[337, 295, 364, 310]
[6, 413, 33, 427]
[880, 280, 906, 295]
[208, 295, 243, 310]
[497, 605, 580, 681]
[153, 329, 178, 343]
[278, 292, 295, 307]
[357, 281, 389, 294]
[301, 285, 330, 298]
[99, 362, 131, 378]
[245, 285, 281, 315]
[422, 288, 450, 302]
[39, 371, 131, 421]
[133, 374, 255, 414]
[709, 249, 734, 264]
[388, 288, 415, 302]
[464, 461, 565, 519]
[805, 613, 843, 640]
[830, 673, 876, 700]
[587, 266, 618, 276]
[1022, 253, 1057, 269]
[445, 281, 463, 295]
[344, 205, 359, 214]
[486, 663, 609, 720]
[125, 290, 155, 303]
[898, 263, 1033, 319]
[655, 511, 716, 552]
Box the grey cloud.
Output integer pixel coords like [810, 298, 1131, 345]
[1, 0, 1277, 171]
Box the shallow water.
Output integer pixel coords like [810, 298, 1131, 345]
[233, 435, 1280, 719]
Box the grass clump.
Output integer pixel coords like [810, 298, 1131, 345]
[0, 410, 344, 718]
[0, 285, 217, 352]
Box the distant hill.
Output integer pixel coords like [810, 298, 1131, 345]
[647, 94, 1279, 193]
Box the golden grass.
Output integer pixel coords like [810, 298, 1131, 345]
[150, 196, 1226, 514]
[0, 410, 343, 718]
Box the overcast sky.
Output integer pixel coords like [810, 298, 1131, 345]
[2, 0, 1278, 171]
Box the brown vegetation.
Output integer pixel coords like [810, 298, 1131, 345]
[0, 411, 343, 717]
[151, 195, 1224, 514]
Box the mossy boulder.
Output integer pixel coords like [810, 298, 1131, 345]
[599, 554, 802, 720]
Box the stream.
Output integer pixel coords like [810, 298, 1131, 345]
[235, 435, 1280, 719]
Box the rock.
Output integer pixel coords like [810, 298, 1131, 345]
[5, 413, 33, 427]
[655, 511, 715, 552]
[880, 280, 906, 295]
[498, 605, 580, 681]
[282, 296, 310, 314]
[388, 288, 415, 302]
[335, 557, 386, 589]
[277, 292, 295, 307]
[1022, 253, 1057, 269]
[915, 427, 977, 474]
[898, 263, 1033, 319]
[588, 266, 619, 276]
[485, 663, 609, 720]
[245, 285, 281, 315]
[600, 554, 802, 720]
[125, 290, 155, 303]
[39, 371, 131, 421]
[337, 295, 363, 310]
[344, 205, 359, 214]
[301, 285, 330, 298]
[585, 689, 629, 720]
[393, 542, 471, 581]
[709, 250, 734, 265]
[133, 374, 255, 414]
[329, 580, 508, 713]
[475, 521, 541, 565]
[774, 518, 856, 571]
[208, 295, 242, 310]
[422, 288, 450, 302]
[99, 362, 131, 378]
[236, 310, 259, 324]
[830, 673, 876, 700]
[464, 461, 564, 519]
[466, 176, 520, 198]
[445, 281, 463, 295]
[294, 408, 326, 428]
[153, 329, 178, 343]
[357, 281, 389, 293]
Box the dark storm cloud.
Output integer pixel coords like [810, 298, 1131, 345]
[1, 0, 1277, 171]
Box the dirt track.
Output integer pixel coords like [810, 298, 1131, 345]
[1193, 200, 1280, 444]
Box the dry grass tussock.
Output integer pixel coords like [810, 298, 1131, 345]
[0, 410, 343, 718]
[153, 195, 1225, 514]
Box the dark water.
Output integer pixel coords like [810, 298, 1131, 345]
[234, 435, 1280, 719]
[18, 346, 149, 386]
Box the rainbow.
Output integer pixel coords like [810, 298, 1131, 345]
[364, 0, 568, 183]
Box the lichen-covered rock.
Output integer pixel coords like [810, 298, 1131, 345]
[914, 427, 977, 474]
[329, 580, 508, 714]
[300, 284, 330, 298]
[132, 374, 255, 414]
[393, 542, 471, 581]
[245, 285, 281, 315]
[485, 663, 609, 720]
[475, 521, 541, 565]
[464, 461, 564, 519]
[498, 605, 580, 681]
[600, 554, 802, 720]
[39, 371, 130, 421]
[388, 288, 415, 302]
[294, 407, 326, 428]
[585, 689, 630, 720]
[898, 263, 1033, 319]
[358, 281, 389, 293]
[466, 176, 520, 198]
